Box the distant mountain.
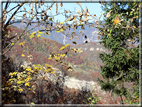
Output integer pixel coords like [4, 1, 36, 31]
[13, 21, 101, 45]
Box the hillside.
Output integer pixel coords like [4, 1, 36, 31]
[6, 25, 138, 82]
[6, 25, 106, 82]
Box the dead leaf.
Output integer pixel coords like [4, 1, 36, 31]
[72, 41, 77, 44]
[56, 3, 58, 14]
[78, 9, 82, 15]
[76, 2, 81, 5]
[84, 18, 88, 21]
[60, 2, 63, 7]
[64, 10, 68, 13]
[86, 8, 89, 12]
[98, 36, 100, 39]
[106, 10, 112, 18]
[24, 7, 26, 11]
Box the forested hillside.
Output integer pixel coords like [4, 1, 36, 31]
[7, 25, 137, 82]
[6, 25, 105, 82]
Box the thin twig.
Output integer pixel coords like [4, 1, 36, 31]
[2, 13, 38, 55]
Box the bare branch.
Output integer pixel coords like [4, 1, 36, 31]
[2, 13, 38, 55]
[3, 3, 25, 30]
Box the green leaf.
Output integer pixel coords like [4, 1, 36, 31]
[107, 34, 111, 37]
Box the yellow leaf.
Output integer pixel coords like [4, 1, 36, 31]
[133, 26, 136, 28]
[54, 56, 60, 60]
[45, 63, 52, 67]
[65, 44, 70, 47]
[60, 54, 65, 57]
[26, 68, 31, 71]
[45, 69, 51, 72]
[21, 54, 25, 57]
[11, 43, 14, 46]
[25, 82, 31, 87]
[130, 39, 133, 42]
[65, 19, 69, 22]
[60, 44, 70, 50]
[33, 70, 38, 74]
[113, 17, 120, 24]
[52, 68, 55, 71]
[18, 88, 23, 92]
[32, 32, 36, 35]
[9, 79, 13, 81]
[8, 81, 13, 85]
[37, 34, 41, 37]
[38, 31, 43, 34]
[60, 29, 63, 31]
[34, 67, 39, 70]
[135, 16, 138, 19]
[18, 42, 24, 45]
[29, 34, 35, 39]
[17, 81, 25, 84]
[56, 30, 60, 33]
[48, 57, 52, 59]
[13, 72, 17, 75]
[25, 76, 32, 82]
[33, 91, 36, 94]
[60, 22, 63, 24]
[50, 72, 55, 74]
[27, 72, 31, 75]
[60, 46, 65, 50]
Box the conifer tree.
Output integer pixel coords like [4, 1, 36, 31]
[97, 1, 140, 104]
